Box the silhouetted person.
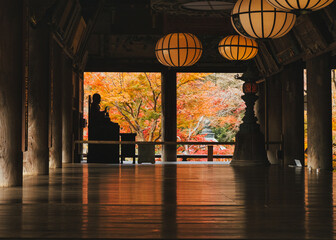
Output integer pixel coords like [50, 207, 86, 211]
[88, 93, 120, 163]
[90, 93, 109, 127]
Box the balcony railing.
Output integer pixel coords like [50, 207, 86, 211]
[74, 140, 282, 163]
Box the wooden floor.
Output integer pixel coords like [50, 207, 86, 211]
[0, 162, 335, 239]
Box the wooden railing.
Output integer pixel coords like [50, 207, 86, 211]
[74, 140, 282, 162]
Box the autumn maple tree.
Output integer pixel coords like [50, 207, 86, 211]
[84, 72, 161, 141]
[84, 72, 245, 158]
[176, 73, 244, 155]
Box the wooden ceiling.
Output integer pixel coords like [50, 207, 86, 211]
[85, 0, 248, 72]
[35, 0, 336, 75]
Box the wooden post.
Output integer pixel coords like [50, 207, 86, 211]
[207, 145, 213, 162]
[266, 74, 282, 164]
[306, 53, 332, 170]
[49, 40, 63, 169]
[23, 18, 50, 175]
[73, 72, 84, 164]
[0, 1, 23, 186]
[281, 62, 304, 166]
[161, 70, 177, 162]
[62, 57, 73, 164]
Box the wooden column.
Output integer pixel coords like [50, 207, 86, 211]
[49, 40, 63, 169]
[306, 53, 332, 170]
[23, 22, 50, 175]
[0, 1, 23, 186]
[73, 72, 83, 163]
[281, 62, 304, 166]
[266, 74, 282, 164]
[62, 57, 73, 164]
[161, 70, 177, 162]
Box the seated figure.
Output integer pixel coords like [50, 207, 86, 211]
[89, 93, 109, 134]
[88, 93, 120, 163]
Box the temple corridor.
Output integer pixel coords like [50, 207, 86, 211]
[0, 163, 334, 239]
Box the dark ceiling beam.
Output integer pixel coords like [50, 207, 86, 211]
[75, 0, 104, 71]
[85, 57, 248, 73]
[84, 0, 336, 76]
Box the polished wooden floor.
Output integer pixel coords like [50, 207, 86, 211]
[0, 162, 335, 239]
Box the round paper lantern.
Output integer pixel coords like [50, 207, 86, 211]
[266, 0, 334, 11]
[243, 82, 258, 94]
[218, 35, 258, 60]
[231, 0, 296, 39]
[155, 33, 202, 67]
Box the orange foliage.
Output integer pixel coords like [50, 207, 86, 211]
[84, 72, 244, 159]
[84, 72, 161, 141]
[332, 69, 336, 165]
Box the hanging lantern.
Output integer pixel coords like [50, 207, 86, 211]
[218, 35, 258, 60]
[243, 81, 259, 94]
[155, 33, 202, 67]
[231, 0, 296, 39]
[266, 0, 334, 12]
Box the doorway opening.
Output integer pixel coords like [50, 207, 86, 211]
[83, 72, 244, 163]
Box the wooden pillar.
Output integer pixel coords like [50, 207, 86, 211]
[161, 70, 177, 162]
[49, 40, 63, 168]
[0, 1, 23, 186]
[23, 22, 49, 175]
[266, 74, 282, 164]
[306, 53, 332, 170]
[207, 146, 213, 162]
[62, 57, 73, 164]
[281, 62, 304, 166]
[73, 72, 83, 163]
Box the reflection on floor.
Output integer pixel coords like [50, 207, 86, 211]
[0, 163, 334, 239]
